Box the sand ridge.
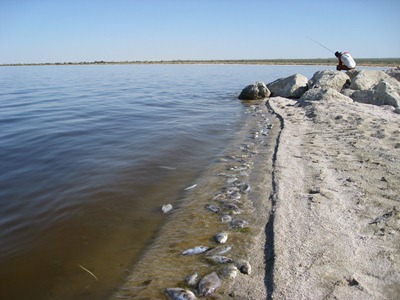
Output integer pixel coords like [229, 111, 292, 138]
[265, 97, 400, 300]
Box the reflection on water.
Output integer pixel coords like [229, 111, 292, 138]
[0, 64, 328, 299]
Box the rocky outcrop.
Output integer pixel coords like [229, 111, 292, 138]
[307, 70, 350, 92]
[374, 80, 400, 107]
[346, 70, 400, 108]
[300, 87, 353, 103]
[239, 68, 400, 110]
[385, 67, 400, 82]
[266, 74, 308, 98]
[238, 81, 270, 100]
[349, 70, 393, 90]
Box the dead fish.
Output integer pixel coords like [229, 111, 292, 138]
[182, 246, 209, 256]
[240, 183, 251, 193]
[206, 255, 233, 264]
[231, 218, 248, 228]
[228, 192, 242, 201]
[235, 259, 251, 275]
[165, 287, 197, 300]
[161, 204, 173, 214]
[220, 264, 239, 280]
[206, 204, 221, 214]
[223, 203, 240, 211]
[220, 214, 232, 223]
[205, 245, 232, 256]
[184, 184, 197, 191]
[184, 272, 199, 287]
[159, 166, 177, 170]
[369, 207, 398, 224]
[198, 272, 221, 297]
[214, 232, 228, 244]
[226, 177, 239, 185]
[212, 193, 227, 201]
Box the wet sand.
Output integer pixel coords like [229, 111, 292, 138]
[112, 95, 399, 299]
[111, 100, 277, 299]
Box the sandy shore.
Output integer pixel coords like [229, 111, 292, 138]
[112, 95, 399, 299]
[232, 96, 399, 300]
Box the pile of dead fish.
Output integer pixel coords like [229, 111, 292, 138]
[165, 104, 272, 300]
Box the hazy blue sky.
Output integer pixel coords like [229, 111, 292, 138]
[1, 0, 399, 63]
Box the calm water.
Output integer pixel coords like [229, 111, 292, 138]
[0, 64, 332, 299]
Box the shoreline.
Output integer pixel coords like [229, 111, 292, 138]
[1, 58, 399, 68]
[111, 70, 400, 299]
[111, 100, 279, 299]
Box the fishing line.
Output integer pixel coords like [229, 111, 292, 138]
[306, 36, 335, 54]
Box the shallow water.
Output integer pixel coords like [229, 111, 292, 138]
[0, 64, 345, 299]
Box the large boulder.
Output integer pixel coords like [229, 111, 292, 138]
[385, 67, 400, 82]
[349, 90, 376, 104]
[238, 80, 270, 100]
[266, 74, 308, 98]
[373, 80, 400, 107]
[300, 87, 353, 103]
[346, 69, 361, 80]
[341, 78, 400, 108]
[308, 70, 350, 92]
[349, 70, 393, 90]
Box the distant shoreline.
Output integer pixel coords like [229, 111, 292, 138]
[1, 58, 399, 67]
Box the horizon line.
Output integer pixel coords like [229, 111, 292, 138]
[1, 57, 399, 67]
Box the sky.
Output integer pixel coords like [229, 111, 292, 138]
[1, 0, 399, 64]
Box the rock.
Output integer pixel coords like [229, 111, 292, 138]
[346, 69, 361, 80]
[341, 88, 355, 98]
[300, 87, 353, 103]
[266, 74, 308, 98]
[349, 70, 393, 90]
[349, 90, 375, 104]
[385, 67, 400, 82]
[308, 70, 350, 92]
[373, 79, 400, 107]
[238, 80, 270, 100]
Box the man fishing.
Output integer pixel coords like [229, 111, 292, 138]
[335, 51, 356, 71]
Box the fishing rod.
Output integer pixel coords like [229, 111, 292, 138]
[306, 36, 335, 54]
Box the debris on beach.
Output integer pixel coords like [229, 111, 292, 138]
[182, 246, 209, 256]
[161, 203, 173, 214]
[165, 287, 197, 300]
[184, 184, 197, 191]
[198, 272, 221, 297]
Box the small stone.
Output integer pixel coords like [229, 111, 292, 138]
[309, 187, 321, 194]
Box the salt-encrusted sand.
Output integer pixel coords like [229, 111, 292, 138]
[112, 94, 399, 300]
[231, 96, 400, 300]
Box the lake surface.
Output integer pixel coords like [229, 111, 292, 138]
[0, 64, 349, 299]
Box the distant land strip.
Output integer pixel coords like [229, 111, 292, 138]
[1, 58, 399, 67]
